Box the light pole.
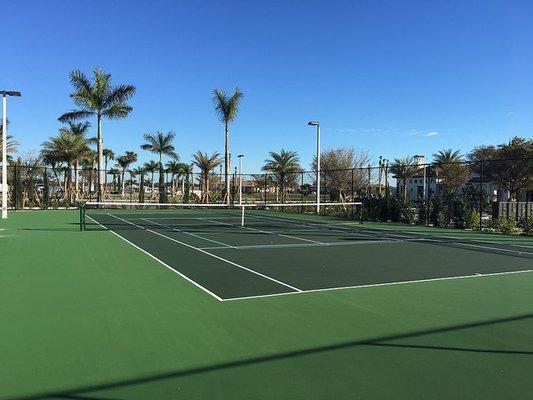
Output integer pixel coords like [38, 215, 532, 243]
[237, 154, 244, 205]
[1, 90, 21, 219]
[308, 121, 320, 214]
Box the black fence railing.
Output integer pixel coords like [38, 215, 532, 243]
[2, 157, 532, 232]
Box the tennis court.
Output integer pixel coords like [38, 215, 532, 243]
[84, 203, 533, 301]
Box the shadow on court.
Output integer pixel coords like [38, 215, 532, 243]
[10, 312, 533, 400]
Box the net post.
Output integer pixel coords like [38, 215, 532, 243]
[79, 203, 85, 231]
[241, 205, 245, 226]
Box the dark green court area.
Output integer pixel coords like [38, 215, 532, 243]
[2, 211, 532, 400]
[86, 208, 533, 300]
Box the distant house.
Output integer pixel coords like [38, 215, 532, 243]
[394, 154, 532, 202]
[394, 155, 439, 201]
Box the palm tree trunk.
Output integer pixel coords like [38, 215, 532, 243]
[224, 122, 230, 204]
[150, 171, 155, 200]
[74, 161, 79, 200]
[121, 170, 126, 196]
[97, 114, 104, 202]
[403, 178, 408, 203]
[104, 158, 108, 194]
[67, 163, 73, 204]
[158, 154, 165, 203]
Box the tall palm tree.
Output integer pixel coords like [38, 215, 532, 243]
[213, 88, 244, 204]
[140, 131, 177, 203]
[41, 128, 91, 203]
[116, 151, 138, 196]
[58, 68, 136, 202]
[390, 156, 417, 203]
[262, 149, 301, 203]
[102, 148, 115, 194]
[192, 151, 221, 203]
[143, 160, 159, 199]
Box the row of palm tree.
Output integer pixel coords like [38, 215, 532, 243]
[54, 67, 243, 204]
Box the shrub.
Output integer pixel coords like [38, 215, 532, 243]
[491, 217, 522, 235]
[518, 215, 533, 235]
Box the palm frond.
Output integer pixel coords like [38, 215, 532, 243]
[58, 110, 95, 123]
[102, 103, 133, 119]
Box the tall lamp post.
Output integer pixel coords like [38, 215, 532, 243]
[237, 154, 244, 205]
[308, 121, 320, 214]
[1, 90, 21, 219]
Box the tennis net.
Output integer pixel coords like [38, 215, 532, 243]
[80, 201, 363, 231]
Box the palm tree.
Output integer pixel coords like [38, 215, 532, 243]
[58, 121, 92, 196]
[166, 160, 184, 196]
[0, 120, 19, 163]
[432, 149, 469, 196]
[131, 166, 146, 203]
[262, 150, 301, 203]
[58, 68, 136, 202]
[390, 157, 417, 203]
[80, 150, 97, 195]
[108, 167, 121, 193]
[41, 128, 91, 203]
[192, 151, 221, 203]
[116, 151, 138, 196]
[143, 160, 159, 199]
[213, 88, 244, 204]
[140, 131, 177, 203]
[102, 148, 115, 194]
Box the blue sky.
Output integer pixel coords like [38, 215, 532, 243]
[2, 0, 533, 172]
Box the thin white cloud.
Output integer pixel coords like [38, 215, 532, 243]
[506, 111, 515, 116]
[426, 131, 439, 137]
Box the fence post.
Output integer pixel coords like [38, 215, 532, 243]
[479, 160, 484, 231]
[264, 173, 268, 203]
[13, 165, 17, 210]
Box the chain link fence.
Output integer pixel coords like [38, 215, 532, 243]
[2, 157, 532, 231]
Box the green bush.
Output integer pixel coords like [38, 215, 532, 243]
[466, 209, 480, 230]
[518, 215, 533, 235]
[490, 217, 522, 235]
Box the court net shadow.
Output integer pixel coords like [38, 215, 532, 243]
[9, 312, 533, 400]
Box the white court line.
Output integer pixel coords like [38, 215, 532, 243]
[420, 237, 533, 256]
[245, 214, 386, 239]
[221, 268, 533, 302]
[108, 214, 302, 293]
[140, 218, 234, 248]
[199, 238, 421, 251]
[200, 217, 325, 245]
[86, 215, 223, 301]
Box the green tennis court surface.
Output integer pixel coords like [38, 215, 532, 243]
[1, 210, 532, 399]
[85, 207, 533, 301]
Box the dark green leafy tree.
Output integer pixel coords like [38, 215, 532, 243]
[468, 137, 533, 202]
[58, 68, 136, 201]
